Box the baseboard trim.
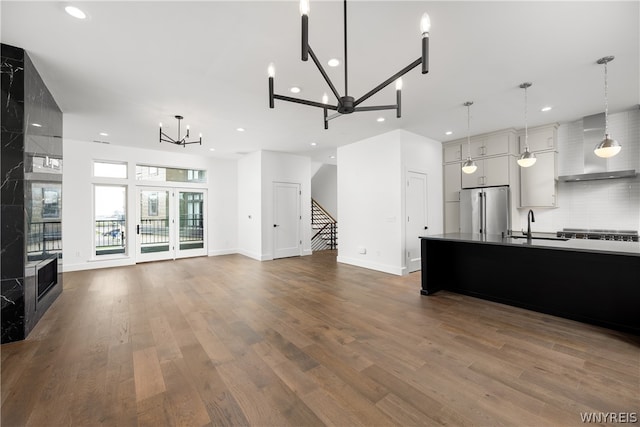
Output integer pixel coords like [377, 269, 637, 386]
[336, 256, 404, 276]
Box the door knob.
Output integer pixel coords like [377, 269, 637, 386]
[273, 224, 279, 227]
[424, 226, 428, 230]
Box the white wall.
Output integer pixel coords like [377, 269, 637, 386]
[63, 139, 238, 271]
[311, 164, 337, 218]
[516, 108, 640, 232]
[337, 129, 443, 275]
[237, 151, 262, 260]
[237, 150, 312, 260]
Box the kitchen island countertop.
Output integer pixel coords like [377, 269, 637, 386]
[420, 232, 640, 257]
[420, 233, 640, 334]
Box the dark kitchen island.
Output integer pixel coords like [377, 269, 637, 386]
[420, 233, 640, 335]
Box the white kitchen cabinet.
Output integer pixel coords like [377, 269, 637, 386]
[444, 201, 460, 233]
[444, 143, 462, 163]
[444, 163, 461, 202]
[520, 151, 558, 207]
[461, 155, 510, 188]
[519, 124, 558, 152]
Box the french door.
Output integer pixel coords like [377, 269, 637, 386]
[136, 187, 207, 262]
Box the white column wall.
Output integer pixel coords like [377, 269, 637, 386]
[237, 151, 263, 260]
[337, 129, 443, 275]
[337, 130, 404, 275]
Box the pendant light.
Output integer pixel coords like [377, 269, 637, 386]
[517, 82, 536, 168]
[594, 56, 621, 158]
[461, 101, 477, 174]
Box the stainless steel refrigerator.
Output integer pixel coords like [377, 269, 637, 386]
[459, 186, 510, 234]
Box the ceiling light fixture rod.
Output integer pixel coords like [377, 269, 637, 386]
[268, 0, 430, 129]
[343, 0, 348, 96]
[159, 115, 202, 147]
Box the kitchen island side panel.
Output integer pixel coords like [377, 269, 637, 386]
[420, 238, 640, 334]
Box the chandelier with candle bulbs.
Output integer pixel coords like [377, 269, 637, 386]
[159, 115, 202, 147]
[268, 0, 431, 129]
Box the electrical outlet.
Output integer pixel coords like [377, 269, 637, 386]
[358, 246, 366, 254]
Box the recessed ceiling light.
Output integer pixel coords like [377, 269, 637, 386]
[31, 123, 42, 127]
[236, 127, 245, 132]
[99, 132, 109, 136]
[541, 106, 552, 112]
[310, 142, 317, 146]
[289, 86, 301, 94]
[376, 117, 385, 122]
[328, 58, 340, 67]
[209, 148, 216, 151]
[329, 155, 336, 159]
[65, 6, 86, 19]
[445, 131, 453, 135]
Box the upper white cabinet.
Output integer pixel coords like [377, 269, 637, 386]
[519, 124, 558, 152]
[444, 144, 462, 163]
[461, 155, 510, 188]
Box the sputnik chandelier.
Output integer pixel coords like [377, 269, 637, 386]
[268, 0, 431, 129]
[159, 115, 202, 147]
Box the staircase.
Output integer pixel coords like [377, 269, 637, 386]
[311, 199, 337, 251]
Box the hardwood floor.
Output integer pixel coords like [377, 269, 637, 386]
[2, 251, 638, 426]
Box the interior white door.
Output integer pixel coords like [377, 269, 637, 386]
[405, 171, 428, 273]
[273, 182, 301, 259]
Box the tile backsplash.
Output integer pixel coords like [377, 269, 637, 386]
[518, 107, 640, 233]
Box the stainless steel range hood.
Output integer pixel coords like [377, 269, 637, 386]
[558, 112, 637, 182]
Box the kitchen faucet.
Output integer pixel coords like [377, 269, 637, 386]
[527, 209, 535, 241]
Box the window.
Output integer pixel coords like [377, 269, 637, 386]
[148, 192, 158, 216]
[136, 165, 206, 183]
[94, 185, 126, 256]
[94, 161, 127, 179]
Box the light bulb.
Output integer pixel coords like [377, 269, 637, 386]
[594, 134, 621, 158]
[462, 158, 477, 174]
[300, 0, 310, 16]
[187, 125, 190, 130]
[322, 93, 329, 104]
[159, 122, 163, 128]
[420, 13, 431, 35]
[199, 133, 202, 138]
[395, 78, 403, 91]
[267, 63, 275, 78]
[517, 149, 537, 167]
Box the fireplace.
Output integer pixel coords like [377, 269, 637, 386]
[36, 256, 58, 301]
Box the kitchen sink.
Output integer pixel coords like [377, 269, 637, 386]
[509, 235, 570, 241]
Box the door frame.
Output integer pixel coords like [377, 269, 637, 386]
[135, 186, 207, 263]
[405, 170, 428, 273]
[272, 181, 302, 259]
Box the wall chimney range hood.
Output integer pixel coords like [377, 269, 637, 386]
[558, 112, 637, 182]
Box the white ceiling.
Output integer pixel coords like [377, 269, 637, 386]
[2, 1, 639, 164]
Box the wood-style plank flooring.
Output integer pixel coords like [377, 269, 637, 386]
[2, 251, 638, 426]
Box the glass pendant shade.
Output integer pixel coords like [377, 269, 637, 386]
[461, 158, 477, 174]
[517, 148, 537, 167]
[594, 134, 621, 158]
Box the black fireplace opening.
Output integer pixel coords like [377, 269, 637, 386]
[37, 257, 58, 301]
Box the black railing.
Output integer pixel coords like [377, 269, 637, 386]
[138, 219, 169, 244]
[95, 219, 126, 255]
[27, 221, 62, 256]
[312, 222, 337, 251]
[311, 199, 337, 251]
[179, 214, 203, 241]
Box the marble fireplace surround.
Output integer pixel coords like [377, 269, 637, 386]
[1, 43, 63, 343]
